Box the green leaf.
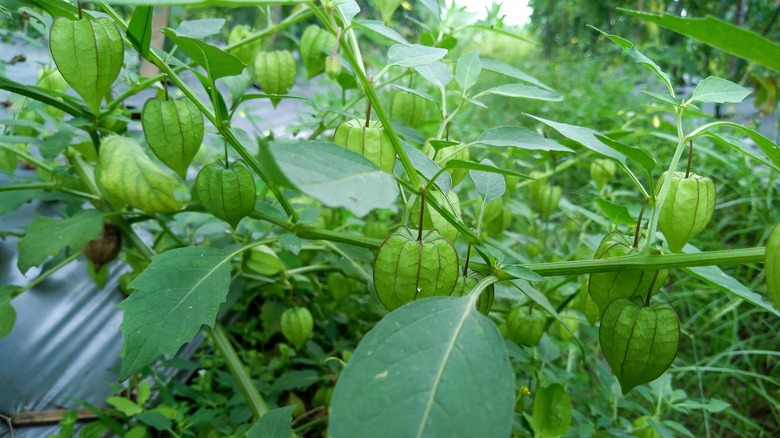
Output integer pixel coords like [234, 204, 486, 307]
[50, 17, 124, 115]
[531, 384, 572, 437]
[0, 189, 61, 216]
[0, 302, 16, 339]
[704, 132, 780, 173]
[270, 370, 320, 392]
[402, 142, 452, 194]
[691, 121, 780, 171]
[589, 25, 673, 95]
[526, 115, 627, 163]
[388, 44, 448, 68]
[599, 299, 680, 394]
[502, 265, 543, 282]
[162, 28, 245, 80]
[681, 245, 780, 318]
[474, 126, 572, 152]
[354, 20, 408, 45]
[596, 198, 635, 225]
[126, 5, 153, 57]
[175, 18, 225, 39]
[329, 296, 514, 438]
[454, 51, 481, 93]
[265, 140, 399, 217]
[118, 246, 233, 381]
[414, 61, 452, 90]
[480, 58, 553, 91]
[689, 76, 751, 104]
[106, 396, 143, 416]
[247, 406, 295, 438]
[17, 209, 103, 274]
[480, 84, 563, 101]
[374, 0, 402, 23]
[136, 412, 172, 431]
[594, 134, 656, 174]
[470, 159, 505, 203]
[625, 11, 780, 73]
[334, 0, 360, 25]
[97, 136, 181, 214]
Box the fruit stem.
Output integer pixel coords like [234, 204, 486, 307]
[365, 99, 372, 128]
[685, 139, 693, 178]
[417, 187, 426, 242]
[463, 243, 471, 275]
[78, 2, 83, 19]
[644, 270, 660, 307]
[633, 198, 649, 249]
[223, 138, 229, 168]
[445, 122, 450, 142]
[332, 27, 342, 55]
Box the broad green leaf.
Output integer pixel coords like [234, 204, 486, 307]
[0, 302, 16, 339]
[97, 136, 181, 214]
[329, 297, 514, 438]
[334, 0, 360, 25]
[419, 0, 440, 19]
[691, 121, 780, 171]
[265, 140, 399, 217]
[126, 5, 153, 57]
[162, 28, 245, 80]
[17, 209, 103, 274]
[50, 17, 124, 115]
[642, 90, 682, 106]
[531, 384, 572, 437]
[681, 245, 780, 318]
[175, 18, 224, 39]
[594, 134, 656, 174]
[526, 115, 626, 163]
[704, 132, 780, 173]
[689, 76, 751, 104]
[596, 198, 635, 225]
[136, 412, 172, 431]
[469, 24, 537, 45]
[247, 406, 295, 438]
[470, 159, 505, 203]
[599, 299, 680, 394]
[388, 44, 447, 68]
[403, 142, 452, 194]
[0, 286, 20, 305]
[626, 11, 780, 73]
[502, 265, 543, 282]
[474, 126, 572, 152]
[589, 25, 673, 95]
[0, 189, 61, 216]
[480, 84, 563, 101]
[480, 58, 553, 91]
[106, 396, 143, 416]
[454, 52, 481, 93]
[414, 61, 452, 90]
[118, 246, 233, 381]
[269, 370, 320, 392]
[354, 20, 408, 45]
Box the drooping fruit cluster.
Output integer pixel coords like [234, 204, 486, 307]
[410, 189, 461, 243]
[227, 24, 263, 66]
[588, 232, 669, 313]
[299, 25, 336, 79]
[333, 119, 396, 173]
[83, 224, 122, 272]
[504, 306, 546, 346]
[372, 227, 458, 311]
[656, 171, 716, 253]
[590, 158, 616, 189]
[450, 275, 494, 315]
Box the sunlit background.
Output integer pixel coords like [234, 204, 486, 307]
[455, 0, 533, 26]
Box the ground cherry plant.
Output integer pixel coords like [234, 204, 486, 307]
[1, 1, 779, 437]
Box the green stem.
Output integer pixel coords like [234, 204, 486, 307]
[308, 3, 422, 191]
[644, 107, 688, 252]
[210, 324, 269, 420]
[16, 250, 82, 296]
[0, 144, 53, 172]
[476, 247, 765, 279]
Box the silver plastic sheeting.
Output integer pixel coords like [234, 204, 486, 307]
[0, 200, 126, 437]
